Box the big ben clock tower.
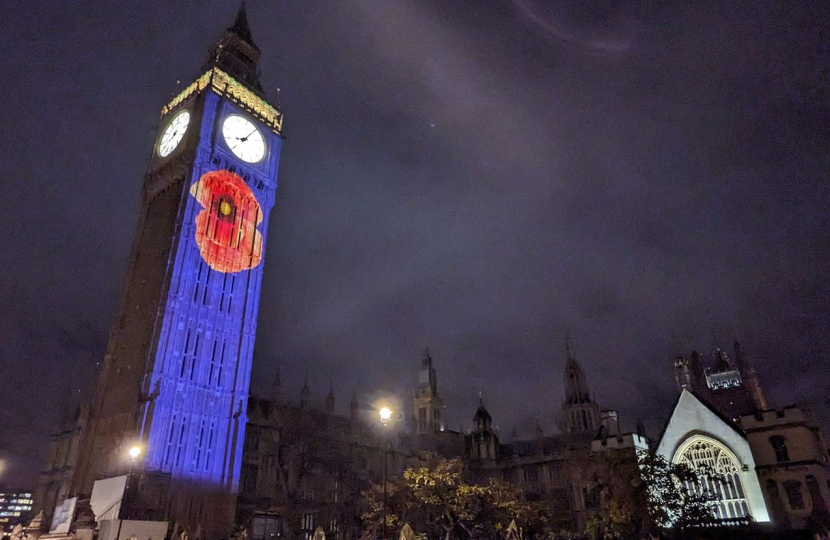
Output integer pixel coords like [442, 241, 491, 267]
[70, 4, 282, 536]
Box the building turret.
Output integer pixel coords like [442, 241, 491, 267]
[561, 334, 600, 434]
[469, 398, 498, 461]
[413, 348, 444, 434]
[473, 397, 492, 432]
[672, 341, 768, 419]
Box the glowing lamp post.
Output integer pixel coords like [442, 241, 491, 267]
[117, 445, 143, 540]
[378, 406, 393, 540]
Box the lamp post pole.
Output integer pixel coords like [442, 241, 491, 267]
[378, 407, 392, 540]
[115, 446, 142, 540]
[382, 441, 388, 540]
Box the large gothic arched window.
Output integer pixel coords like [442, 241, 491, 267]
[674, 436, 750, 520]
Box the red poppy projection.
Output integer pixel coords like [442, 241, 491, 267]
[189, 170, 263, 273]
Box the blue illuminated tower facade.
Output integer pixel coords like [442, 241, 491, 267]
[71, 6, 282, 537]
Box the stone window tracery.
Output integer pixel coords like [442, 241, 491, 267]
[674, 436, 750, 520]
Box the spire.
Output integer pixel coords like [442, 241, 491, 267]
[230, 1, 257, 49]
[563, 334, 590, 405]
[204, 1, 264, 95]
[473, 394, 492, 431]
[565, 330, 575, 361]
[325, 382, 335, 414]
[418, 347, 438, 396]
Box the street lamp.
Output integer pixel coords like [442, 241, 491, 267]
[128, 446, 142, 462]
[378, 407, 393, 540]
[117, 445, 142, 540]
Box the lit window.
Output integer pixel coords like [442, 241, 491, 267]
[674, 436, 750, 520]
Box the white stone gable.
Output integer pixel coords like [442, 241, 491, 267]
[656, 389, 770, 522]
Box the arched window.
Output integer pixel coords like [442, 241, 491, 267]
[784, 480, 805, 509]
[674, 436, 751, 520]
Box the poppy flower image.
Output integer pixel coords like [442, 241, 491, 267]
[189, 170, 263, 273]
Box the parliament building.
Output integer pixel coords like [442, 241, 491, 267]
[27, 4, 830, 540]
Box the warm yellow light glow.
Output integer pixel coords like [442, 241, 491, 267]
[379, 407, 393, 424]
[128, 446, 142, 460]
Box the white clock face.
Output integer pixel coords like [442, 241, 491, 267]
[222, 115, 266, 163]
[158, 110, 190, 157]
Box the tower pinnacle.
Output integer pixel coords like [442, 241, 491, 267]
[204, 1, 264, 95]
[230, 1, 257, 48]
[560, 334, 600, 433]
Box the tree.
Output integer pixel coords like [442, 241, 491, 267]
[360, 459, 556, 540]
[585, 450, 723, 540]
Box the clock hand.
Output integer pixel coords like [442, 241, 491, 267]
[238, 128, 257, 142]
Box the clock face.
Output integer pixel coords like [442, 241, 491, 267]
[158, 110, 190, 157]
[222, 115, 266, 163]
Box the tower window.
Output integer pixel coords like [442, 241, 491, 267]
[164, 415, 178, 468]
[175, 417, 187, 467]
[189, 334, 200, 380]
[784, 480, 805, 509]
[204, 421, 215, 472]
[418, 407, 427, 430]
[194, 420, 206, 470]
[217, 340, 226, 386]
[209, 339, 218, 383]
[769, 435, 790, 463]
[180, 331, 192, 377]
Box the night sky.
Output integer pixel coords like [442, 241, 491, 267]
[1, 1, 829, 488]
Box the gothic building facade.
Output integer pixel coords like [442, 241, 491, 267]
[658, 342, 830, 531]
[234, 343, 646, 538]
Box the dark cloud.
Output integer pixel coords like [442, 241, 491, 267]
[1, 0, 829, 487]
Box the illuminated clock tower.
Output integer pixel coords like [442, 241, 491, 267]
[72, 5, 282, 536]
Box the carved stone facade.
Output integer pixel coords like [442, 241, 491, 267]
[660, 342, 830, 532]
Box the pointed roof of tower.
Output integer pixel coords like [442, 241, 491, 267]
[229, 1, 258, 50]
[565, 330, 575, 361]
[418, 347, 438, 395]
[301, 375, 310, 396]
[204, 1, 264, 95]
[563, 333, 591, 405]
[473, 394, 492, 427]
[325, 382, 335, 412]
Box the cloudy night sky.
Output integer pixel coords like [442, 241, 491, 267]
[1, 1, 829, 487]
